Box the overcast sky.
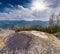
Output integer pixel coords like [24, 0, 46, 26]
[0, 0, 60, 21]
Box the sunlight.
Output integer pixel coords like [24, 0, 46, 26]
[31, 0, 48, 11]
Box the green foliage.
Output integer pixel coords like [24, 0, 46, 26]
[15, 29, 20, 32]
[13, 24, 60, 34]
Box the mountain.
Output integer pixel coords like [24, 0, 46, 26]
[0, 20, 49, 28]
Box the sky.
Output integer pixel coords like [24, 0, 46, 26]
[0, 0, 60, 21]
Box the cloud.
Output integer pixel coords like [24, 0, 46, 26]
[9, 4, 14, 8]
[0, 6, 35, 21]
[0, 5, 50, 21]
[0, 0, 60, 21]
[30, 0, 51, 11]
[0, 2, 2, 5]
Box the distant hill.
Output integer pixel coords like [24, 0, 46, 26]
[0, 20, 49, 28]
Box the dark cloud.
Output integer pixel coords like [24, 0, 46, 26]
[46, 0, 60, 8]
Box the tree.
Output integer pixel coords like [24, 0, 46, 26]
[56, 13, 60, 26]
[13, 25, 20, 32]
[49, 14, 55, 33]
[49, 14, 55, 27]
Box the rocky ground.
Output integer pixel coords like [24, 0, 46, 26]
[0, 29, 60, 54]
[0, 28, 15, 49]
[55, 34, 60, 40]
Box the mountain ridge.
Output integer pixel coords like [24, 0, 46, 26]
[0, 20, 49, 28]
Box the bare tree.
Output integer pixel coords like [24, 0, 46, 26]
[49, 14, 55, 27]
[56, 16, 60, 26]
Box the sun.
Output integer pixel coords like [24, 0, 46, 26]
[31, 0, 48, 11]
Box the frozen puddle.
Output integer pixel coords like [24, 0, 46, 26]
[30, 31, 48, 38]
